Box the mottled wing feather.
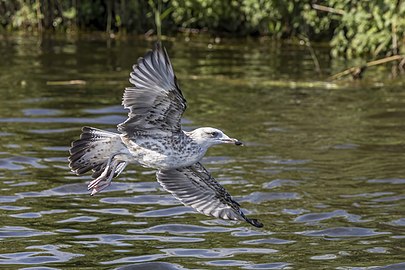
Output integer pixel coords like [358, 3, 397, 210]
[156, 162, 263, 228]
[117, 42, 187, 136]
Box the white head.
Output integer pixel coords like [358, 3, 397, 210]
[188, 127, 243, 148]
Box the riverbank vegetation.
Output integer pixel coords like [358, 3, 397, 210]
[1, 0, 404, 62]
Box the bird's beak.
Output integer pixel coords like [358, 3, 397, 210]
[234, 140, 244, 146]
[221, 137, 244, 146]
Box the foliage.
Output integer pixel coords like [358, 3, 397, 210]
[0, 0, 404, 58]
[328, 0, 405, 58]
[11, 0, 39, 30]
[170, 0, 313, 37]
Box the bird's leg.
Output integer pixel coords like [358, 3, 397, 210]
[88, 166, 109, 191]
[89, 160, 120, 195]
[114, 161, 128, 177]
[88, 155, 114, 190]
[88, 154, 121, 195]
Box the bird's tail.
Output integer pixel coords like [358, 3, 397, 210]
[68, 126, 129, 195]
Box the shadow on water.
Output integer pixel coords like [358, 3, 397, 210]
[0, 35, 405, 269]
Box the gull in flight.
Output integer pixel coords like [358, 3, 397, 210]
[68, 43, 263, 228]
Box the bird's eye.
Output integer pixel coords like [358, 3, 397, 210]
[210, 131, 218, 137]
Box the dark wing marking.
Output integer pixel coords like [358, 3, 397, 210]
[156, 162, 263, 228]
[117, 42, 187, 136]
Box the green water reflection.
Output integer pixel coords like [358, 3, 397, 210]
[0, 35, 404, 269]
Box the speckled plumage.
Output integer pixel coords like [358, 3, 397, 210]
[68, 42, 263, 228]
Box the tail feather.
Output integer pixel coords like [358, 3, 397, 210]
[69, 127, 120, 174]
[68, 126, 128, 195]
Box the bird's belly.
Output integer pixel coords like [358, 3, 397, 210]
[124, 139, 203, 169]
[143, 151, 199, 169]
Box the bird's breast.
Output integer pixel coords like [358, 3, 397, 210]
[121, 136, 205, 169]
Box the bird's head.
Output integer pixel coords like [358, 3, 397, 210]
[189, 127, 243, 148]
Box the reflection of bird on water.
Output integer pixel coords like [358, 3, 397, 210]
[68, 42, 263, 228]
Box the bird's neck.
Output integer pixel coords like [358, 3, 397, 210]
[184, 130, 211, 151]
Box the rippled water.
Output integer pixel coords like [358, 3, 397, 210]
[1, 35, 405, 269]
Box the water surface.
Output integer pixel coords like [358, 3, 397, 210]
[0, 35, 404, 269]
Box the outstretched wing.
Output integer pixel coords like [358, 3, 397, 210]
[156, 162, 263, 228]
[117, 42, 187, 136]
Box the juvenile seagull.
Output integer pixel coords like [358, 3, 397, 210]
[68, 43, 263, 228]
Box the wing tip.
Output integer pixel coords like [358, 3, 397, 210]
[246, 218, 264, 228]
[239, 208, 263, 228]
[155, 40, 163, 51]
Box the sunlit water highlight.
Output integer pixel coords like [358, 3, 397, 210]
[0, 36, 404, 269]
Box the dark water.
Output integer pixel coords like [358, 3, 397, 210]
[0, 35, 404, 269]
